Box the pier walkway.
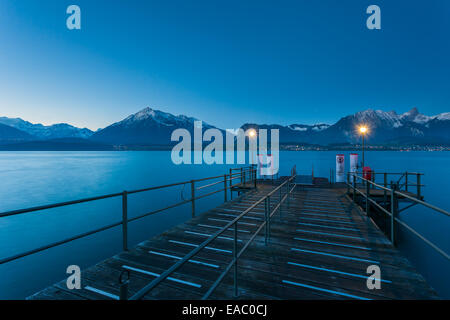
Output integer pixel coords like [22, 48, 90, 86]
[29, 180, 438, 300]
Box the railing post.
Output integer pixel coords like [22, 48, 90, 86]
[372, 170, 375, 189]
[119, 269, 130, 300]
[264, 198, 268, 245]
[347, 173, 350, 195]
[233, 221, 238, 297]
[384, 173, 387, 206]
[191, 180, 195, 218]
[122, 191, 128, 251]
[279, 186, 282, 218]
[417, 174, 421, 199]
[405, 171, 408, 191]
[352, 176, 356, 202]
[224, 174, 228, 202]
[240, 167, 243, 185]
[254, 168, 257, 189]
[390, 182, 398, 246]
[365, 179, 370, 216]
[287, 181, 291, 208]
[230, 169, 233, 200]
[267, 196, 271, 241]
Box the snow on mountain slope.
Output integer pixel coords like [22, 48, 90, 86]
[0, 117, 94, 139]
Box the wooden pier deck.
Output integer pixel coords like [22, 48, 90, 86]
[29, 181, 438, 300]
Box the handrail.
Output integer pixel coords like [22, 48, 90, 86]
[352, 171, 423, 176]
[0, 166, 257, 266]
[130, 172, 297, 300]
[201, 177, 295, 299]
[394, 190, 449, 217]
[346, 172, 449, 261]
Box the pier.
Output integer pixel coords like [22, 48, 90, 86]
[0, 166, 447, 300]
[4, 166, 445, 300]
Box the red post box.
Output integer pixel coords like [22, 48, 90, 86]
[363, 167, 372, 181]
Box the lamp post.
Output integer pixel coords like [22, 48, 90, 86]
[359, 126, 368, 169]
[248, 129, 257, 165]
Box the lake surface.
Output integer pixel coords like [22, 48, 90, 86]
[0, 151, 449, 299]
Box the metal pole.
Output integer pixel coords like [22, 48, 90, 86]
[233, 221, 238, 297]
[362, 134, 365, 169]
[365, 179, 370, 216]
[287, 181, 290, 208]
[254, 168, 257, 189]
[119, 270, 130, 300]
[191, 180, 195, 218]
[264, 198, 268, 245]
[347, 173, 350, 194]
[417, 174, 421, 199]
[279, 187, 282, 218]
[352, 176, 356, 202]
[230, 169, 233, 200]
[390, 182, 398, 246]
[405, 171, 408, 192]
[240, 167, 243, 185]
[267, 196, 271, 241]
[122, 191, 128, 251]
[384, 173, 387, 205]
[224, 174, 228, 202]
[372, 170, 375, 189]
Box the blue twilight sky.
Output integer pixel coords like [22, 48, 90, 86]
[0, 0, 449, 130]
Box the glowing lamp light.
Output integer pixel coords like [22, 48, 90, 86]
[359, 126, 368, 134]
[249, 129, 256, 137]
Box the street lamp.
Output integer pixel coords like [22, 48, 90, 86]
[359, 126, 368, 169]
[248, 129, 257, 165]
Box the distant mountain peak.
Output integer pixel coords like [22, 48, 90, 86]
[400, 107, 431, 124]
[403, 107, 419, 117]
[435, 112, 450, 121]
[119, 107, 211, 129]
[92, 107, 217, 146]
[133, 107, 156, 119]
[0, 116, 93, 140]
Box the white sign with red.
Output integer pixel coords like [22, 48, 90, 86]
[336, 154, 345, 182]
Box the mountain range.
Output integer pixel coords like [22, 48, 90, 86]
[242, 108, 450, 145]
[0, 107, 449, 150]
[0, 117, 93, 141]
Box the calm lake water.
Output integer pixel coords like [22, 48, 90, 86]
[0, 151, 449, 299]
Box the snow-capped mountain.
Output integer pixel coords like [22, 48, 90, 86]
[242, 108, 450, 145]
[241, 123, 331, 144]
[91, 107, 218, 145]
[0, 117, 94, 140]
[319, 108, 450, 145]
[0, 107, 448, 148]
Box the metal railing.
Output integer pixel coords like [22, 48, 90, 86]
[129, 171, 297, 300]
[348, 171, 424, 198]
[0, 166, 257, 266]
[346, 172, 449, 261]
